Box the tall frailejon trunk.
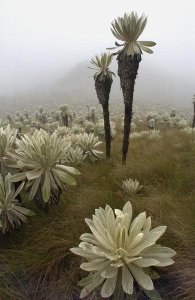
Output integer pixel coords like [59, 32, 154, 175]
[117, 53, 141, 164]
[192, 102, 195, 128]
[61, 114, 68, 127]
[122, 102, 133, 164]
[102, 101, 111, 159]
[91, 113, 95, 123]
[95, 76, 112, 159]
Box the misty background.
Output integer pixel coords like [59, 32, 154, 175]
[0, 0, 194, 114]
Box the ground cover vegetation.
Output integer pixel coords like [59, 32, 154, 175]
[0, 111, 194, 299]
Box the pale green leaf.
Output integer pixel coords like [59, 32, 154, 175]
[29, 177, 41, 200]
[138, 41, 156, 47]
[9, 172, 26, 182]
[101, 275, 117, 298]
[12, 205, 35, 216]
[122, 265, 134, 294]
[42, 172, 51, 203]
[129, 264, 154, 290]
[143, 288, 163, 299]
[53, 168, 76, 186]
[55, 165, 80, 175]
[26, 169, 43, 180]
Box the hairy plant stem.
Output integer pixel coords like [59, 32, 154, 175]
[102, 102, 111, 159]
[117, 53, 141, 164]
[95, 75, 113, 159]
[61, 114, 69, 127]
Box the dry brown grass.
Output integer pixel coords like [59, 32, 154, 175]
[0, 128, 194, 299]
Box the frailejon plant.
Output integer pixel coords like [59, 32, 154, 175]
[147, 118, 157, 129]
[178, 119, 189, 128]
[131, 130, 161, 141]
[71, 124, 85, 134]
[108, 12, 156, 164]
[89, 107, 96, 123]
[90, 53, 115, 159]
[83, 120, 95, 134]
[94, 119, 116, 138]
[60, 104, 69, 127]
[148, 130, 161, 140]
[56, 126, 72, 137]
[122, 178, 143, 195]
[0, 125, 17, 175]
[70, 202, 176, 299]
[0, 174, 35, 233]
[67, 147, 86, 166]
[76, 133, 103, 161]
[7, 130, 80, 207]
[181, 126, 195, 136]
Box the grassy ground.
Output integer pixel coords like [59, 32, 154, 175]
[0, 128, 194, 300]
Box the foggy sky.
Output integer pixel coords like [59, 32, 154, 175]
[0, 0, 195, 96]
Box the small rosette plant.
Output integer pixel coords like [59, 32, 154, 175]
[70, 202, 176, 299]
[76, 133, 103, 161]
[122, 179, 143, 195]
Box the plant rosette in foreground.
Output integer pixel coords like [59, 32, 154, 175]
[6, 130, 81, 204]
[70, 201, 176, 298]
